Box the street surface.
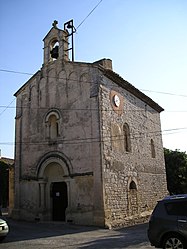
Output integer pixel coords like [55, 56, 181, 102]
[0, 218, 153, 249]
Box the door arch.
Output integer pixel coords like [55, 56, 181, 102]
[127, 178, 139, 216]
[37, 151, 73, 179]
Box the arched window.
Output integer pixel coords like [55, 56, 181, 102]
[123, 123, 131, 152]
[45, 110, 60, 140]
[127, 179, 138, 216]
[48, 115, 59, 139]
[111, 124, 122, 151]
[129, 180, 137, 190]
[151, 139, 156, 158]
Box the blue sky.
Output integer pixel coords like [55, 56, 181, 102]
[0, 0, 187, 158]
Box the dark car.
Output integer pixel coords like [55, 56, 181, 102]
[147, 194, 187, 249]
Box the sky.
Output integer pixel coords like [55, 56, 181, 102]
[0, 0, 187, 159]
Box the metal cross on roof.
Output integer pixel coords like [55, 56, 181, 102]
[52, 20, 58, 28]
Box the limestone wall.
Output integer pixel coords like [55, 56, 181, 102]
[13, 60, 104, 225]
[99, 76, 167, 228]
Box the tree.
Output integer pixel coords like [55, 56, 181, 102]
[164, 148, 187, 195]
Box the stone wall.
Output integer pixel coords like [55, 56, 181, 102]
[13, 60, 106, 226]
[99, 76, 167, 228]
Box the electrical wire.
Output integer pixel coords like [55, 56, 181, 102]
[0, 99, 15, 116]
[1, 68, 187, 99]
[1, 68, 186, 145]
[0, 127, 187, 146]
[1, 105, 187, 113]
[0, 69, 33, 76]
[141, 89, 187, 98]
[76, 0, 103, 30]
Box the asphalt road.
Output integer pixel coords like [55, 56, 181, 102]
[0, 218, 153, 249]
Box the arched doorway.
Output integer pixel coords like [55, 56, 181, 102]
[127, 178, 139, 216]
[51, 182, 68, 221]
[43, 162, 68, 221]
[36, 151, 72, 221]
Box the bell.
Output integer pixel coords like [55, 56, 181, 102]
[50, 46, 59, 59]
[67, 23, 72, 29]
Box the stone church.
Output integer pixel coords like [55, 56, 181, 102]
[13, 21, 167, 228]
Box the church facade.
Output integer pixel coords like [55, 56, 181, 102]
[13, 21, 167, 228]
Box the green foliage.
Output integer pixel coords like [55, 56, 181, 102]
[164, 148, 187, 195]
[0, 161, 9, 207]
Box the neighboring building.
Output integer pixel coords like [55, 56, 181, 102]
[0, 157, 14, 214]
[13, 21, 167, 228]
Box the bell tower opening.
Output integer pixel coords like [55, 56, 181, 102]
[43, 20, 71, 65]
[50, 40, 59, 60]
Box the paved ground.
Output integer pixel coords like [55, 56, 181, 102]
[0, 218, 153, 249]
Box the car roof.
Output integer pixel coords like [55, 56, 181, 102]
[163, 194, 187, 201]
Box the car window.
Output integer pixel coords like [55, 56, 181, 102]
[165, 200, 187, 216]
